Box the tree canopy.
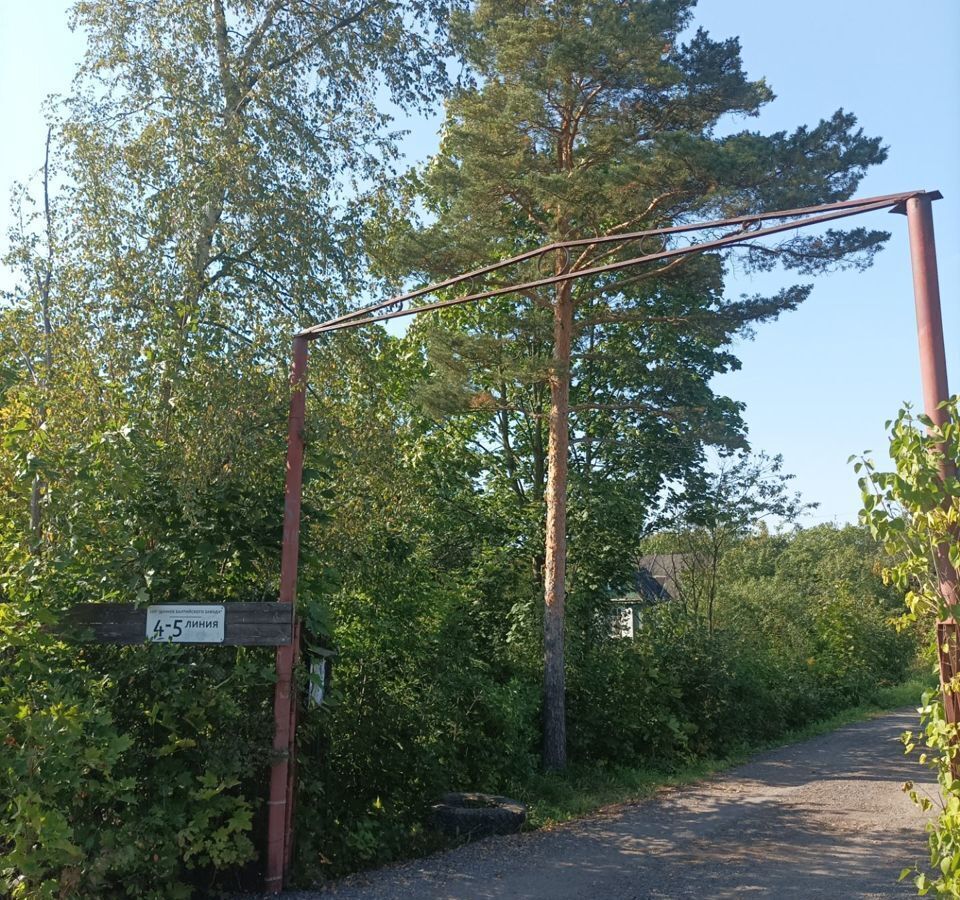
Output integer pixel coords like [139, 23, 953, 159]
[0, 1, 916, 894]
[372, 0, 888, 768]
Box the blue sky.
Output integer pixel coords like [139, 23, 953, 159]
[1, 0, 958, 524]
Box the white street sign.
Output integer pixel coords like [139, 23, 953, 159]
[146, 605, 225, 643]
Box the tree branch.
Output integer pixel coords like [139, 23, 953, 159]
[569, 402, 706, 419]
[570, 190, 683, 270]
[231, 0, 389, 117]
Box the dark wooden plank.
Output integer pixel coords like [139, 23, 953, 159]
[56, 602, 293, 646]
[63, 602, 291, 624]
[222, 625, 294, 646]
[64, 603, 146, 625]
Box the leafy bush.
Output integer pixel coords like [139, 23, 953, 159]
[296, 570, 540, 879]
[857, 398, 960, 895]
[0, 409, 916, 894]
[1, 423, 281, 898]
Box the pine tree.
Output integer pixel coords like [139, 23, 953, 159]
[374, 0, 887, 770]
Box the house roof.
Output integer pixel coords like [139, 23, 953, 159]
[636, 553, 687, 598]
[610, 554, 688, 605]
[634, 567, 671, 603]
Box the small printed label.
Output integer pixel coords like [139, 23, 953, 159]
[145, 605, 225, 643]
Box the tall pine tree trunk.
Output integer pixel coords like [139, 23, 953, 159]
[542, 281, 573, 771]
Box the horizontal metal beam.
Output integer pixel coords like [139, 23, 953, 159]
[298, 189, 929, 339]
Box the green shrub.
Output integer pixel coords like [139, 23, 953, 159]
[857, 398, 960, 895]
[0, 413, 918, 894]
[296, 574, 540, 879]
[0, 425, 281, 898]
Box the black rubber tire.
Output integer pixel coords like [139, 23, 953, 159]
[429, 792, 527, 839]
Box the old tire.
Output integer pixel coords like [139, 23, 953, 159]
[429, 792, 527, 840]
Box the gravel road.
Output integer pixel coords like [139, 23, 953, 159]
[289, 709, 935, 899]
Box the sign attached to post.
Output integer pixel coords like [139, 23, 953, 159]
[146, 605, 225, 643]
[57, 601, 293, 646]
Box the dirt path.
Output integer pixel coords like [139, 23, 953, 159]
[292, 710, 935, 899]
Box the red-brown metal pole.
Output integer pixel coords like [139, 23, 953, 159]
[907, 194, 954, 440]
[265, 335, 309, 893]
[904, 193, 960, 761]
[283, 617, 302, 877]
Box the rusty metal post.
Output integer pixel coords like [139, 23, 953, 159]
[283, 616, 302, 877]
[904, 193, 960, 762]
[266, 335, 309, 892]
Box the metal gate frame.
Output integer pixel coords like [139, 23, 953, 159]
[265, 189, 955, 891]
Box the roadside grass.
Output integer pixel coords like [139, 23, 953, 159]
[513, 677, 932, 830]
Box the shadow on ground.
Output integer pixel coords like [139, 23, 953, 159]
[287, 709, 935, 900]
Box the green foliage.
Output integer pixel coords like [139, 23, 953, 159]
[298, 575, 540, 878]
[1, 0, 461, 893]
[646, 450, 813, 631]
[858, 397, 960, 896]
[0, 423, 279, 897]
[0, 0, 916, 893]
[856, 400, 960, 624]
[369, 0, 889, 774]
[370, 0, 889, 543]
[290, 519, 913, 879]
[0, 345, 920, 895]
[903, 691, 960, 897]
[723, 525, 912, 716]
